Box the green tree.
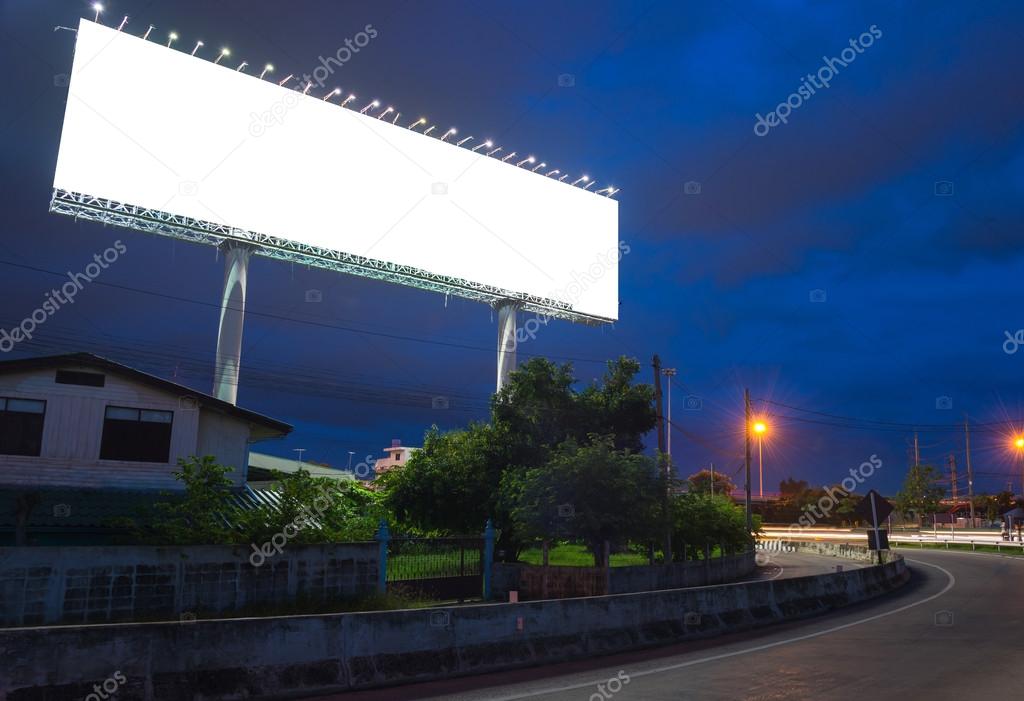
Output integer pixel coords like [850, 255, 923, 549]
[500, 437, 663, 567]
[779, 477, 811, 500]
[380, 422, 510, 538]
[235, 469, 387, 544]
[147, 456, 238, 544]
[381, 356, 656, 559]
[671, 492, 756, 560]
[895, 464, 945, 523]
[687, 469, 735, 496]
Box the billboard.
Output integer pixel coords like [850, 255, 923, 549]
[52, 20, 619, 322]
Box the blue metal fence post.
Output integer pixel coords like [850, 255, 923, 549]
[375, 519, 390, 595]
[483, 518, 495, 600]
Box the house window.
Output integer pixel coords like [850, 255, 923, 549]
[99, 406, 173, 462]
[0, 398, 46, 456]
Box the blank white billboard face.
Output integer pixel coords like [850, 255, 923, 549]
[53, 20, 619, 322]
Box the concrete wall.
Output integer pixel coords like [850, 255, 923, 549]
[0, 551, 908, 700]
[494, 552, 756, 599]
[0, 543, 377, 626]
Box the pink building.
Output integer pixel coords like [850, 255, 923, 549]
[373, 439, 418, 478]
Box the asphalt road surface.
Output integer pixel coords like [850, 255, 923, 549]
[316, 549, 1020, 701]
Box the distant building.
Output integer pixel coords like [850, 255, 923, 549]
[0, 352, 291, 545]
[373, 439, 419, 478]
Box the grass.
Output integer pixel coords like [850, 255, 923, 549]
[892, 540, 1024, 557]
[518, 543, 651, 567]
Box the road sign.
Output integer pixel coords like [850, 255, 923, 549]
[854, 489, 893, 526]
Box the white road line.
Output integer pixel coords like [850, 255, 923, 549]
[485, 559, 955, 701]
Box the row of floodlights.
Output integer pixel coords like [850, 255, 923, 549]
[82, 4, 620, 198]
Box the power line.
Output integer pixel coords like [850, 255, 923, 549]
[0, 259, 615, 367]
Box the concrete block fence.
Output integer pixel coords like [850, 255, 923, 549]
[0, 543, 378, 626]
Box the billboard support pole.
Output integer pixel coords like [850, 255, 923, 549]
[212, 240, 254, 405]
[495, 301, 520, 393]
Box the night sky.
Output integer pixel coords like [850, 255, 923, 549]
[2, 0, 1023, 496]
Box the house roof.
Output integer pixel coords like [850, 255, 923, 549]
[248, 451, 355, 481]
[0, 484, 286, 533]
[0, 352, 292, 439]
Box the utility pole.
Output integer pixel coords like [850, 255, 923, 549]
[913, 432, 920, 466]
[653, 355, 671, 561]
[662, 367, 677, 462]
[744, 388, 753, 532]
[948, 453, 958, 503]
[709, 462, 715, 497]
[964, 415, 975, 525]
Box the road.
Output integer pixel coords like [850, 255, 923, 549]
[313, 549, 1021, 701]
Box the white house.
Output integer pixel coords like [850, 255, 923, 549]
[0, 352, 291, 492]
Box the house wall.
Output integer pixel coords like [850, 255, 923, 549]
[0, 364, 250, 490]
[196, 408, 250, 487]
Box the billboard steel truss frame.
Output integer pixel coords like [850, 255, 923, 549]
[50, 188, 598, 324]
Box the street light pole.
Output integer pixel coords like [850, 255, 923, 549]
[758, 434, 764, 499]
[744, 389, 752, 532]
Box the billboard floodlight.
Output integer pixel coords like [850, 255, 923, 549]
[117, 16, 128, 32]
[235, 61, 248, 72]
[302, 81, 313, 95]
[584, 180, 597, 190]
[341, 94, 357, 107]
[214, 47, 229, 64]
[92, 3, 103, 22]
[407, 117, 426, 129]
[423, 125, 436, 136]
[323, 87, 341, 101]
[190, 40, 203, 56]
[166, 32, 177, 48]
[142, 25, 154, 41]
[571, 175, 589, 186]
[440, 127, 457, 142]
[501, 152, 516, 162]
[516, 156, 535, 167]
[531, 162, 546, 172]
[259, 64, 273, 79]
[455, 136, 473, 146]
[545, 169, 559, 177]
[377, 106, 394, 119]
[358, 99, 379, 114]
[278, 74, 294, 86]
[472, 140, 492, 152]
[486, 146, 502, 156]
